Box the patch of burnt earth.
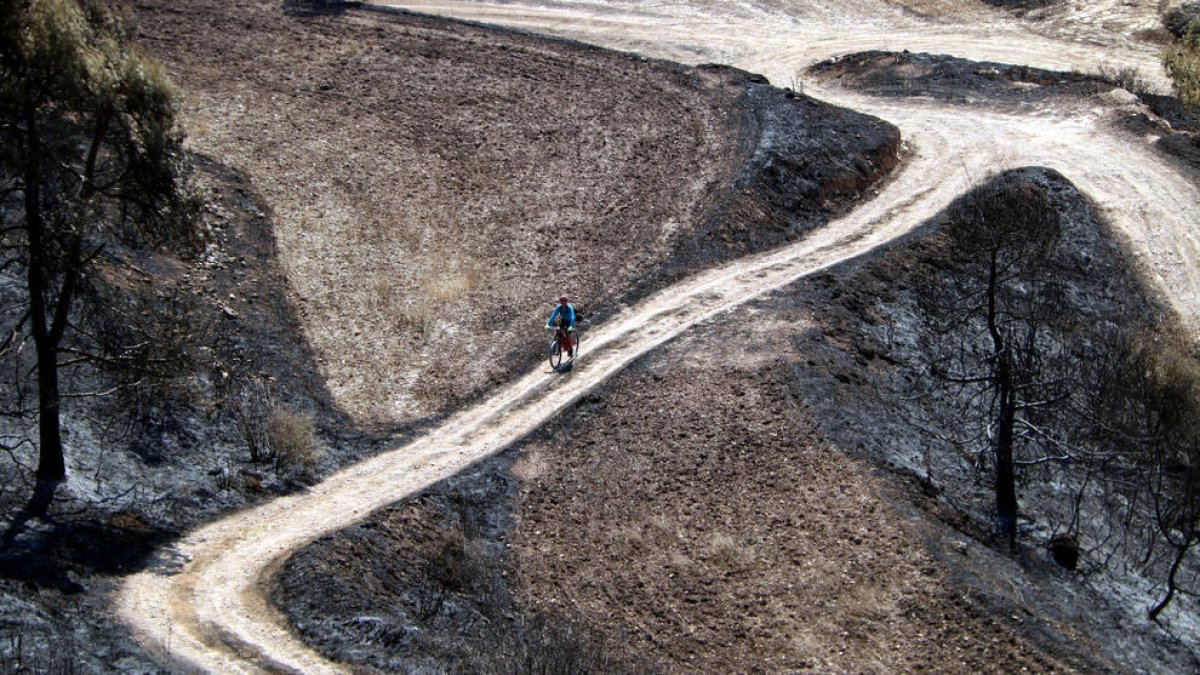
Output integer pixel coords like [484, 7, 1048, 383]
[807, 48, 1200, 178]
[0, 156, 350, 674]
[1165, 3, 1200, 39]
[776, 167, 1197, 672]
[808, 50, 1113, 107]
[982, 0, 1059, 11]
[656, 64, 900, 271]
[271, 451, 644, 673]
[1112, 1, 1200, 172]
[1116, 106, 1200, 175]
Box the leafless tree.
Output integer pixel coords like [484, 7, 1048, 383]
[924, 176, 1067, 548]
[1103, 333, 1200, 620]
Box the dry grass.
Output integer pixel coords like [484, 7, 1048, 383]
[419, 266, 484, 303]
[703, 531, 755, 568]
[370, 278, 400, 313]
[136, 0, 746, 427]
[185, 116, 211, 139]
[268, 407, 323, 475]
[1094, 63, 1153, 95]
[646, 513, 678, 541]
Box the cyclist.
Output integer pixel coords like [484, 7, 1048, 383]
[545, 295, 576, 357]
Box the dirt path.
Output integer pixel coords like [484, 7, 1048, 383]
[117, 1, 1200, 672]
[376, 0, 1200, 324]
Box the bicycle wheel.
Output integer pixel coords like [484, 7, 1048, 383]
[548, 337, 563, 369]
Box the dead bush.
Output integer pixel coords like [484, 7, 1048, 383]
[235, 378, 273, 464]
[426, 530, 491, 595]
[460, 615, 634, 675]
[1164, 16, 1200, 107]
[268, 408, 322, 476]
[1095, 64, 1152, 96]
[234, 377, 322, 477]
[1165, 3, 1200, 40]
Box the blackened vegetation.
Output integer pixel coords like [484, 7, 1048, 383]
[1047, 534, 1080, 570]
[808, 51, 1115, 107]
[273, 453, 642, 673]
[981, 0, 1059, 12]
[1166, 3, 1200, 41]
[914, 169, 1200, 616]
[799, 166, 1200, 643]
[657, 64, 900, 279]
[808, 48, 1200, 177]
[0, 155, 340, 673]
[1099, 329, 1200, 621]
[281, 0, 353, 16]
[921, 176, 1066, 549]
[0, 0, 200, 482]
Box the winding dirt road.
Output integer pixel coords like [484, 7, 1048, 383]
[117, 1, 1200, 672]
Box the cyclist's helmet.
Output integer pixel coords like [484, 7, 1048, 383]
[559, 295, 569, 303]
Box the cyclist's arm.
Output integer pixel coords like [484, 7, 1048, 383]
[546, 306, 560, 328]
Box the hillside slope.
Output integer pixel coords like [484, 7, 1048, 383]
[0, 1, 898, 671]
[133, 0, 898, 426]
[275, 168, 1197, 673]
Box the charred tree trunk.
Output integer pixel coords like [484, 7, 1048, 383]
[22, 102, 67, 481]
[987, 249, 1018, 548]
[995, 367, 1019, 548]
[1148, 532, 1192, 621]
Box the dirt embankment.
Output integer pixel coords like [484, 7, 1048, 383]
[808, 50, 1116, 107]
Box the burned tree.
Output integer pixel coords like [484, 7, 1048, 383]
[923, 174, 1067, 548]
[1105, 335, 1200, 620]
[0, 0, 193, 482]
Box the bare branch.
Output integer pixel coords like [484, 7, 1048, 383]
[61, 379, 144, 399]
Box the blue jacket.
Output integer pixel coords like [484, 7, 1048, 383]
[546, 303, 575, 330]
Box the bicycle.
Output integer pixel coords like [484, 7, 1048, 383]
[548, 325, 579, 370]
